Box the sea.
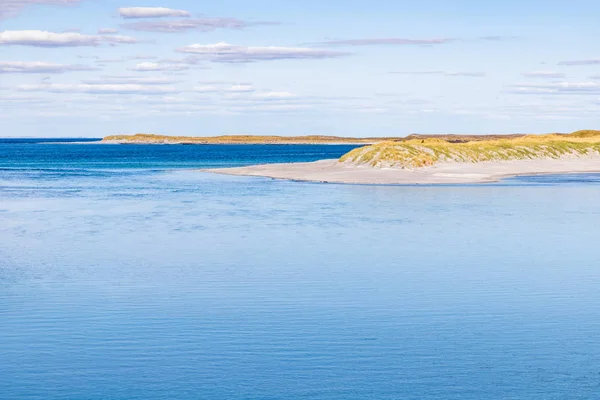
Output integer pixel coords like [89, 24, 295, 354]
[2, 138, 600, 400]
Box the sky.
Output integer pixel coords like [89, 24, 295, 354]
[1, 0, 600, 138]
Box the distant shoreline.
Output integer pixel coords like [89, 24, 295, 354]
[100, 133, 528, 145]
[101, 133, 393, 145]
[100, 141, 371, 146]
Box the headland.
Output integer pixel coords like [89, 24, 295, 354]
[102, 133, 396, 145]
[206, 130, 600, 184]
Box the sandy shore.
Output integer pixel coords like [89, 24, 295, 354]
[205, 155, 600, 184]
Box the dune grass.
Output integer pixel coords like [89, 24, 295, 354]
[339, 130, 600, 169]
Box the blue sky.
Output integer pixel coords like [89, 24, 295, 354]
[2, 0, 600, 137]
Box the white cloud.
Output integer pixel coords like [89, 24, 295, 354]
[100, 35, 139, 45]
[253, 91, 296, 99]
[18, 83, 178, 95]
[95, 58, 126, 64]
[0, 94, 53, 103]
[558, 58, 600, 66]
[226, 84, 254, 93]
[118, 7, 191, 19]
[509, 82, 600, 94]
[444, 72, 486, 77]
[131, 55, 157, 60]
[120, 18, 249, 33]
[129, 62, 189, 72]
[196, 80, 241, 85]
[98, 28, 119, 34]
[194, 85, 222, 93]
[522, 71, 566, 79]
[0, 61, 95, 73]
[176, 42, 350, 63]
[0, 0, 80, 19]
[90, 55, 158, 64]
[0, 30, 139, 47]
[82, 76, 179, 85]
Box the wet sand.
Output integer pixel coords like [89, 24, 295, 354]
[205, 156, 600, 184]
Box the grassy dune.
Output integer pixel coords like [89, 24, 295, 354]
[340, 130, 600, 169]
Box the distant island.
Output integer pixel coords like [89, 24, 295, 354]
[207, 130, 600, 184]
[102, 133, 396, 145]
[101, 133, 527, 145]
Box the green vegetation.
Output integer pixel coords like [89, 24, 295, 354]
[339, 130, 600, 169]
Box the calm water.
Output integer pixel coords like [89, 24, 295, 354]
[2, 140, 600, 399]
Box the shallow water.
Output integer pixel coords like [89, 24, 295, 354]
[2, 141, 600, 399]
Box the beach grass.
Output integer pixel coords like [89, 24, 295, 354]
[339, 130, 600, 168]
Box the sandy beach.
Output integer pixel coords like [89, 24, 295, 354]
[206, 155, 600, 184]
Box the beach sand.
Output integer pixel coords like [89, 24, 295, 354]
[205, 155, 600, 184]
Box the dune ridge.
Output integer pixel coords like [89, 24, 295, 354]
[340, 130, 600, 169]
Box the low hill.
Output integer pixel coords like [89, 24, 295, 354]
[102, 133, 537, 145]
[102, 134, 397, 144]
[340, 130, 600, 169]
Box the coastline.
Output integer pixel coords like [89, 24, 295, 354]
[205, 156, 600, 184]
[99, 133, 530, 146]
[100, 140, 373, 145]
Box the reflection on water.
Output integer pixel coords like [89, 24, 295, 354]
[1, 142, 600, 399]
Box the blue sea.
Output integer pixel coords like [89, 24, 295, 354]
[2, 139, 600, 400]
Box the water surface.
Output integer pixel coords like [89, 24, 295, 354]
[1, 140, 600, 399]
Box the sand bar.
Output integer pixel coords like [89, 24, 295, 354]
[206, 156, 600, 184]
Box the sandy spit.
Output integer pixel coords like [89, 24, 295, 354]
[204, 156, 600, 184]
